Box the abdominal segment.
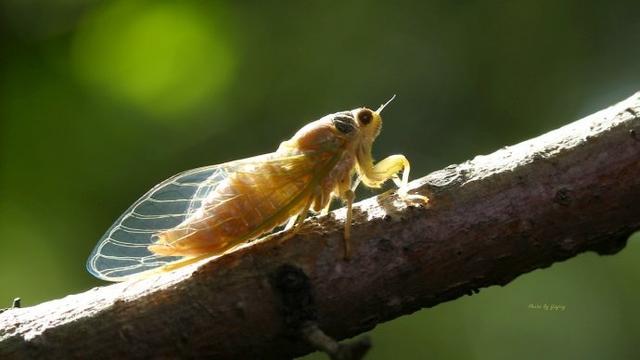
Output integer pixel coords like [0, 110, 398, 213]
[149, 164, 311, 257]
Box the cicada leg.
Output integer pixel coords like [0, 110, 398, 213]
[279, 197, 313, 244]
[320, 198, 332, 216]
[343, 189, 355, 259]
[284, 215, 298, 231]
[368, 155, 429, 204]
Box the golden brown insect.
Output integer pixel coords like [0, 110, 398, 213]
[87, 97, 426, 281]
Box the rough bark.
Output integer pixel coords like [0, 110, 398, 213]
[1, 92, 640, 360]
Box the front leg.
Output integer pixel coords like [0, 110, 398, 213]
[362, 154, 428, 203]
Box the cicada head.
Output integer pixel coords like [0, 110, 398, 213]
[350, 95, 396, 179]
[356, 94, 395, 143]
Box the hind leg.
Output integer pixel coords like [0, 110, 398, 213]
[278, 198, 313, 244]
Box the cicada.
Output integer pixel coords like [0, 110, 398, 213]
[87, 97, 425, 281]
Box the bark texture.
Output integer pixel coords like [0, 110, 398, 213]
[2, 92, 640, 359]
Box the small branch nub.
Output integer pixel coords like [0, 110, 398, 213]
[271, 265, 371, 360]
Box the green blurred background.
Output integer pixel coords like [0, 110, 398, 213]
[1, 1, 639, 359]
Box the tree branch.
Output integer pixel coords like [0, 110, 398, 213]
[2, 92, 640, 359]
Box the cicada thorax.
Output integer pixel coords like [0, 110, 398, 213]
[149, 155, 315, 257]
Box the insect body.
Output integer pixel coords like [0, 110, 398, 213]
[87, 97, 424, 281]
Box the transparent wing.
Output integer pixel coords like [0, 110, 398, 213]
[87, 153, 295, 281]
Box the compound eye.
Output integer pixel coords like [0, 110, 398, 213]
[357, 109, 373, 125]
[333, 113, 355, 134]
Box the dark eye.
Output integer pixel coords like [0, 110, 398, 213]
[357, 109, 373, 125]
[333, 114, 355, 134]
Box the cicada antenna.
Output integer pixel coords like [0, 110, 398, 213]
[375, 94, 397, 114]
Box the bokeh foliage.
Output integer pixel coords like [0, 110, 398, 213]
[1, 1, 639, 359]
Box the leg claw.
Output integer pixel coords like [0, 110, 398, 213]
[398, 188, 429, 205]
